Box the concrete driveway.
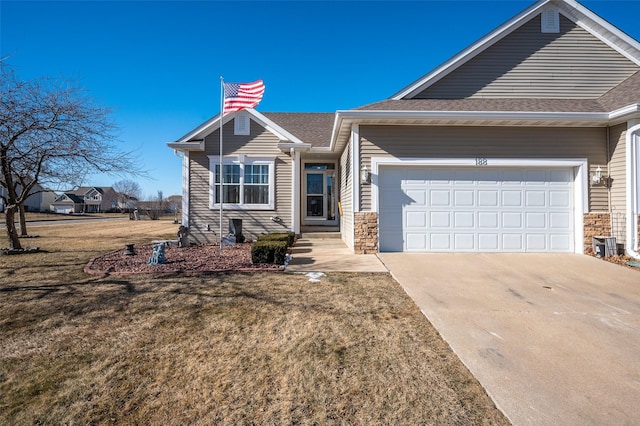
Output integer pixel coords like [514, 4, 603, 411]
[377, 253, 640, 426]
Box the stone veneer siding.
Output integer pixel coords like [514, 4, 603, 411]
[583, 213, 612, 254]
[354, 212, 378, 254]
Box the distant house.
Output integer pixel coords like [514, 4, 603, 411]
[51, 186, 119, 213]
[0, 183, 57, 213]
[169, 0, 640, 256]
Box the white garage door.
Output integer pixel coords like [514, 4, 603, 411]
[379, 167, 574, 252]
[53, 206, 72, 214]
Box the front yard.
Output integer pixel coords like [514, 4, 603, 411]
[0, 220, 508, 424]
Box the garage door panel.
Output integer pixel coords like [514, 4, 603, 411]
[430, 211, 451, 228]
[526, 212, 547, 228]
[479, 234, 499, 250]
[406, 233, 427, 251]
[454, 190, 474, 206]
[525, 169, 547, 184]
[502, 212, 523, 228]
[550, 190, 571, 207]
[478, 212, 499, 228]
[378, 166, 574, 253]
[454, 211, 474, 227]
[430, 234, 452, 250]
[526, 234, 547, 251]
[550, 212, 571, 228]
[454, 233, 475, 250]
[406, 211, 427, 228]
[405, 189, 427, 206]
[550, 234, 572, 251]
[430, 190, 451, 206]
[503, 234, 524, 251]
[526, 191, 546, 207]
[502, 190, 523, 207]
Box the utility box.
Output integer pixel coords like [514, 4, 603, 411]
[592, 236, 616, 257]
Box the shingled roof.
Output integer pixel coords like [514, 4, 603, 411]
[263, 112, 334, 148]
[355, 98, 606, 113]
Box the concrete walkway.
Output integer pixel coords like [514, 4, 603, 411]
[378, 253, 640, 426]
[286, 236, 387, 273]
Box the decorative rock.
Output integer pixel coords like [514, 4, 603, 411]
[147, 243, 166, 265]
[222, 234, 236, 246]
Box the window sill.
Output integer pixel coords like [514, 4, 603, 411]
[210, 203, 274, 211]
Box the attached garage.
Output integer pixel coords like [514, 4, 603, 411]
[378, 165, 577, 253]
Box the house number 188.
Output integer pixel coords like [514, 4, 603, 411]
[476, 158, 488, 166]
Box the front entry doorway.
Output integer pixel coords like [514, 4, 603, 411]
[303, 163, 338, 226]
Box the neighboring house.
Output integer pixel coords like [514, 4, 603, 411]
[51, 186, 119, 213]
[169, 0, 640, 257]
[0, 183, 57, 213]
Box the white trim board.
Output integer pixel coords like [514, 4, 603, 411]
[370, 157, 588, 254]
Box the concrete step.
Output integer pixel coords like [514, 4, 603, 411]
[301, 232, 342, 239]
[300, 226, 339, 233]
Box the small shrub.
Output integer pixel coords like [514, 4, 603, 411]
[256, 232, 295, 247]
[251, 240, 288, 264]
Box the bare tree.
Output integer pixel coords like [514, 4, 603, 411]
[144, 190, 166, 220]
[0, 64, 142, 250]
[113, 179, 142, 212]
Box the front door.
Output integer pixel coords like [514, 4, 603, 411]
[303, 163, 338, 225]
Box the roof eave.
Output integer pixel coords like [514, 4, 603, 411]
[167, 139, 205, 152]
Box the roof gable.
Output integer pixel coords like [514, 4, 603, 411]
[393, 0, 640, 100]
[168, 109, 334, 151]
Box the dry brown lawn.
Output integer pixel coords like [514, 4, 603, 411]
[0, 220, 509, 425]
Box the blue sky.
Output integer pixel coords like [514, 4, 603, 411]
[2, 0, 639, 198]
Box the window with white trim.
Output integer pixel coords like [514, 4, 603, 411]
[209, 156, 275, 210]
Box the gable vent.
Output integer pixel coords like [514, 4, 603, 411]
[541, 6, 560, 33]
[234, 113, 250, 135]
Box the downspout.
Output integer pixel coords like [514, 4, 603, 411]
[606, 127, 613, 236]
[626, 122, 640, 258]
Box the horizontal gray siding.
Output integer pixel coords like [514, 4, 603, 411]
[359, 125, 608, 212]
[340, 138, 354, 248]
[609, 124, 627, 242]
[188, 119, 292, 244]
[417, 15, 639, 99]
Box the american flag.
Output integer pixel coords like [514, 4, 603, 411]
[223, 79, 265, 114]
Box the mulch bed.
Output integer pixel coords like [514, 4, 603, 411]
[85, 243, 282, 275]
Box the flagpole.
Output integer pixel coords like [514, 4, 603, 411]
[219, 76, 224, 253]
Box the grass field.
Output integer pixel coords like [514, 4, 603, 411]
[0, 220, 508, 425]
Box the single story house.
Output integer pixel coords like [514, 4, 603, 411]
[169, 0, 640, 257]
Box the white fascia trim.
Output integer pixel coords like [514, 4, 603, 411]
[310, 146, 333, 153]
[351, 124, 360, 213]
[609, 104, 640, 121]
[370, 157, 588, 254]
[278, 142, 311, 151]
[337, 109, 609, 122]
[392, 0, 550, 99]
[559, 0, 640, 66]
[174, 109, 307, 146]
[167, 140, 205, 152]
[248, 109, 306, 145]
[626, 122, 640, 258]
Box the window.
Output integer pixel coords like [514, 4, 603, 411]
[209, 156, 275, 210]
